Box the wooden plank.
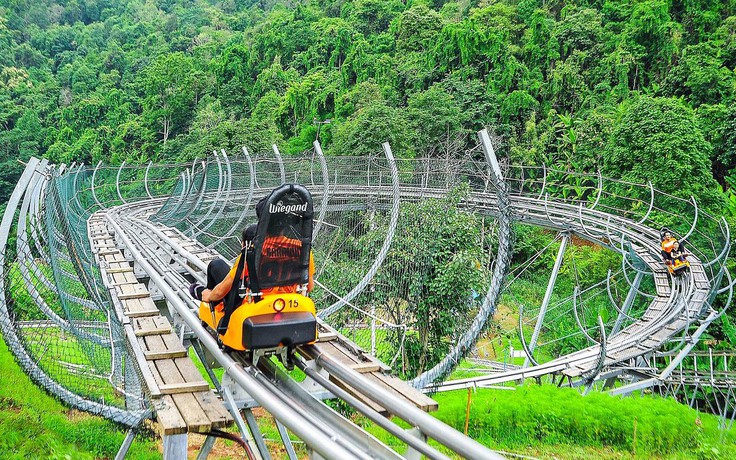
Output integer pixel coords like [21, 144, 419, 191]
[154, 358, 184, 384]
[160, 382, 212, 395]
[141, 334, 187, 360]
[116, 283, 150, 300]
[371, 372, 438, 412]
[194, 391, 233, 428]
[162, 333, 187, 355]
[133, 315, 170, 333]
[123, 325, 161, 398]
[174, 357, 208, 384]
[105, 266, 135, 274]
[111, 271, 138, 286]
[156, 396, 187, 436]
[134, 316, 171, 336]
[148, 361, 166, 388]
[171, 393, 211, 433]
[362, 373, 423, 413]
[349, 362, 381, 373]
[327, 375, 387, 414]
[143, 345, 188, 361]
[142, 334, 166, 355]
[123, 297, 159, 318]
[105, 260, 133, 271]
[317, 332, 338, 342]
[102, 252, 126, 263]
[313, 342, 362, 366]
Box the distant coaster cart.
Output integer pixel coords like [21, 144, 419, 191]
[660, 227, 690, 276]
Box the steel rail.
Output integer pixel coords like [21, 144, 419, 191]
[311, 346, 506, 460]
[111, 180, 718, 387]
[38, 151, 728, 401]
[114, 201, 506, 459]
[293, 355, 452, 460]
[105, 212, 366, 460]
[117, 209, 424, 460]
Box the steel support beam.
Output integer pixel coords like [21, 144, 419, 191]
[611, 272, 643, 336]
[524, 232, 570, 367]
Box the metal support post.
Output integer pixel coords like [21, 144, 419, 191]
[370, 303, 377, 356]
[611, 272, 643, 336]
[275, 419, 299, 460]
[162, 433, 187, 460]
[196, 435, 217, 460]
[524, 232, 570, 368]
[115, 428, 136, 460]
[404, 428, 427, 460]
[221, 385, 267, 460]
[244, 408, 272, 460]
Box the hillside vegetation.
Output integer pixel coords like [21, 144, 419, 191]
[3, 0, 735, 333]
[2, 0, 736, 458]
[1, 0, 735, 204]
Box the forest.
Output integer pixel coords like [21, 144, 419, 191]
[1, 0, 734, 200]
[2, 0, 735, 329]
[2, 0, 736, 457]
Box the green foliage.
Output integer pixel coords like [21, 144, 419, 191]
[428, 386, 736, 457]
[0, 0, 733, 200]
[604, 96, 724, 211]
[365, 186, 492, 376]
[0, 337, 158, 460]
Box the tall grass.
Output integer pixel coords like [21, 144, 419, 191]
[432, 385, 736, 458]
[0, 337, 159, 459]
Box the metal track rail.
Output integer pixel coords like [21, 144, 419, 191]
[108, 201, 505, 460]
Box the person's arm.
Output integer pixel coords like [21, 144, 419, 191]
[203, 255, 239, 302]
[202, 272, 234, 302]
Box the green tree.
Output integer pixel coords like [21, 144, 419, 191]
[604, 96, 724, 210]
[394, 3, 443, 53]
[406, 83, 465, 156]
[330, 100, 414, 158]
[138, 52, 200, 148]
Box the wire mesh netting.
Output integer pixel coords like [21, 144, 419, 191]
[1, 138, 731, 430]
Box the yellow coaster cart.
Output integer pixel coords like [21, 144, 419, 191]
[198, 184, 318, 366]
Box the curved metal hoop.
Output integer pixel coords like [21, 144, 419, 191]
[319, 142, 402, 318]
[115, 161, 127, 205]
[312, 140, 330, 240]
[681, 196, 698, 242]
[518, 305, 539, 367]
[572, 286, 598, 344]
[90, 161, 103, 209]
[272, 144, 286, 185]
[637, 181, 655, 224]
[581, 316, 607, 384]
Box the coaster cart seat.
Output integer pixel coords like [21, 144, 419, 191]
[199, 184, 318, 362]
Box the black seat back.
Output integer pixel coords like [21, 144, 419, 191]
[249, 184, 313, 293]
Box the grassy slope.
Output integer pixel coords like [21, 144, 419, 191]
[428, 385, 736, 460]
[4, 332, 736, 460]
[0, 336, 159, 460]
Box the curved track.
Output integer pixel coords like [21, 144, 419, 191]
[0, 130, 732, 458]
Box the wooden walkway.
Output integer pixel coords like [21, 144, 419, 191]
[151, 221, 439, 415]
[88, 213, 233, 439]
[303, 323, 438, 414]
